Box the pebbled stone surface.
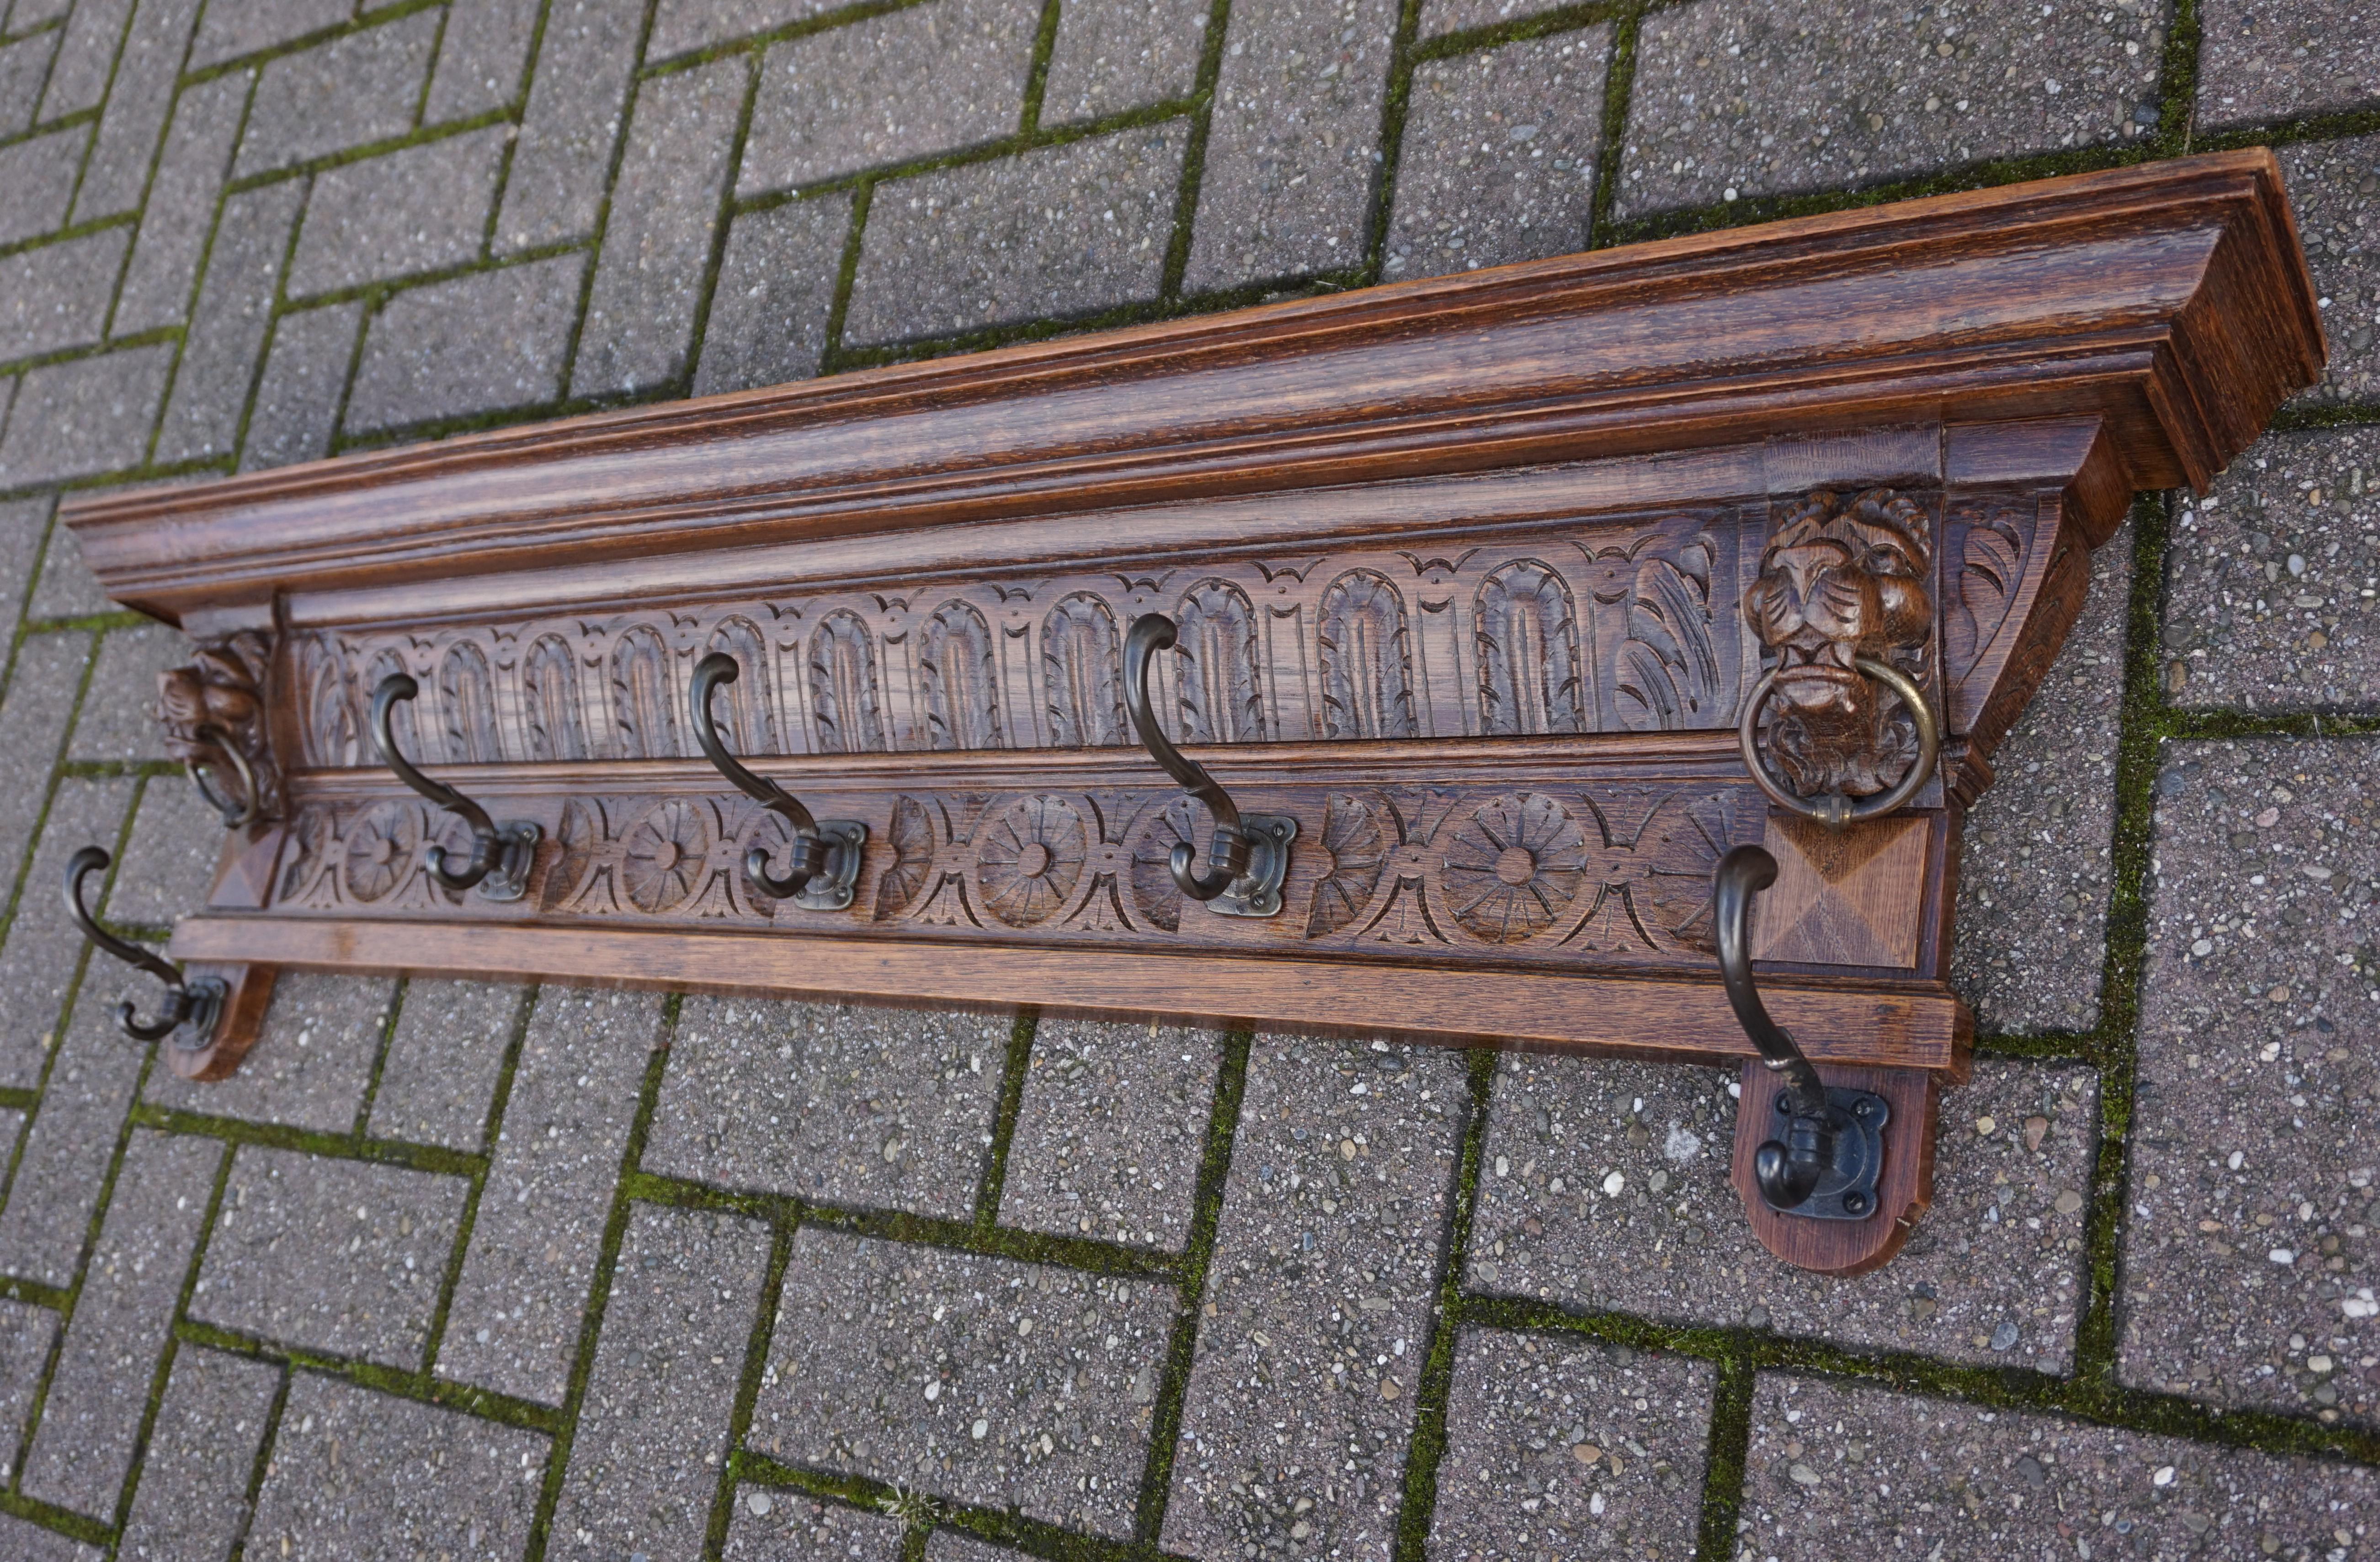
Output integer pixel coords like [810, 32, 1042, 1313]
[1952, 522, 2132, 1033]
[0, 960, 154, 1290]
[146, 970, 397, 1133]
[1040, 0, 1209, 124]
[72, 0, 203, 221]
[20, 1130, 223, 1520]
[0, 345, 171, 486]
[1619, 0, 2168, 219]
[191, 1146, 469, 1370]
[368, 979, 526, 1151]
[844, 122, 1187, 344]
[547, 1202, 774, 1562]
[0, 32, 57, 135]
[114, 72, 251, 336]
[0, 229, 130, 363]
[0, 1515, 100, 1562]
[694, 193, 851, 395]
[644, 997, 1007, 1219]
[243, 301, 365, 472]
[8, 500, 66, 625]
[1384, 29, 1610, 283]
[751, 1227, 1174, 1539]
[157, 180, 305, 464]
[2199, 0, 2380, 127]
[234, 11, 442, 176]
[498, 0, 647, 249]
[0, 126, 85, 247]
[108, 779, 225, 930]
[346, 255, 586, 432]
[1162, 1036, 1469, 1561]
[115, 1345, 283, 1562]
[721, 1495, 907, 1561]
[739, 0, 1043, 196]
[1428, 1328, 1713, 1561]
[438, 986, 661, 1406]
[0, 776, 137, 1096]
[0, 1298, 61, 1482]
[998, 1016, 1222, 1252]
[188, 0, 348, 69]
[70, 622, 191, 763]
[2164, 429, 2380, 713]
[1468, 1054, 2100, 1373]
[1183, 0, 1400, 291]
[247, 1374, 548, 1559]
[652, 0, 837, 59]
[1742, 1370, 2380, 1560]
[2281, 134, 2380, 407]
[427, 0, 544, 120]
[2122, 737, 2380, 1424]
[37, 0, 128, 117]
[288, 128, 512, 298]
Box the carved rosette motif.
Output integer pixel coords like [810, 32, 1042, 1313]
[976, 795, 1089, 926]
[1438, 792, 1590, 943]
[157, 629, 283, 821]
[1305, 794, 1390, 938]
[1742, 487, 1937, 799]
[621, 800, 712, 913]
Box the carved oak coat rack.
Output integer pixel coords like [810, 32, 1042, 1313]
[62, 152, 2320, 1274]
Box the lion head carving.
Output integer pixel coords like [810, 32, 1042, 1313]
[154, 631, 279, 820]
[1742, 488, 1933, 798]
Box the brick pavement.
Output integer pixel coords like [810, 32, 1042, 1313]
[0, 0, 2374, 1555]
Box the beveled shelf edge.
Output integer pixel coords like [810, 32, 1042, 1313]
[168, 914, 1972, 1077]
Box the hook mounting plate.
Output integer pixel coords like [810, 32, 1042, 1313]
[476, 822, 543, 903]
[1205, 815, 1296, 919]
[1759, 1085, 1889, 1220]
[790, 821, 868, 913]
[169, 976, 231, 1053]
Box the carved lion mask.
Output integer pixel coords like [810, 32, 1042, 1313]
[1744, 487, 1933, 716]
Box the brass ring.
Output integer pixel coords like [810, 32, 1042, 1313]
[1736, 656, 1940, 828]
[188, 725, 260, 829]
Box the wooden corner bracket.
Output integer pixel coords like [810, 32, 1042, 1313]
[63, 152, 2321, 1273]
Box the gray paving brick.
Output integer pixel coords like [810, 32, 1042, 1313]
[0, 1515, 100, 1562]
[1383, 29, 1609, 283]
[921, 1536, 1010, 1562]
[644, 997, 1007, 1219]
[69, 621, 190, 762]
[155, 179, 304, 464]
[288, 127, 509, 297]
[1180, 0, 1398, 292]
[1470, 1055, 2098, 1371]
[241, 299, 362, 471]
[738, 0, 1042, 197]
[345, 254, 583, 431]
[0, 229, 128, 363]
[188, 0, 347, 69]
[2200, 0, 2380, 127]
[0, 499, 49, 635]
[1419, 0, 1564, 38]
[111, 786, 225, 931]
[0, 345, 171, 484]
[437, 986, 660, 1406]
[0, 629, 90, 906]
[38, 0, 130, 117]
[72, 0, 205, 220]
[0, 965, 154, 1290]
[2164, 430, 2379, 714]
[751, 1227, 1173, 1539]
[5, 0, 73, 26]
[425, 0, 541, 119]
[693, 192, 848, 396]
[1040, 0, 1207, 124]
[1161, 1036, 1469, 1560]
[0, 125, 86, 245]
[573, 57, 746, 396]
[1618, 0, 2167, 220]
[27, 505, 109, 622]
[113, 71, 250, 336]
[20, 1129, 223, 1519]
[2280, 135, 2380, 407]
[1952, 521, 2130, 1033]
[0, 30, 59, 134]
[248, 1374, 549, 1559]
[116, 1345, 282, 1562]
[0, 1297, 61, 1482]
[1742, 1370, 2380, 1560]
[1428, 1328, 1712, 1561]
[651, 0, 833, 59]
[368, 978, 524, 1151]
[192, 1146, 469, 1369]
[548, 1202, 773, 1562]
[496, 0, 645, 250]
[144, 970, 398, 1132]
[997, 1017, 1221, 1252]
[0, 774, 134, 1094]
[234, 10, 441, 176]
[844, 121, 1187, 345]
[2123, 737, 2380, 1424]
[722, 1495, 906, 1561]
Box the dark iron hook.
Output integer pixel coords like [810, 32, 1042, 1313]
[187, 723, 261, 828]
[1713, 844, 1888, 1219]
[1124, 615, 1249, 901]
[369, 673, 540, 900]
[690, 652, 866, 910]
[64, 846, 224, 1045]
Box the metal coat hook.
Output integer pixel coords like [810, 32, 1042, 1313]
[1123, 613, 1294, 918]
[691, 652, 866, 911]
[1713, 844, 1888, 1219]
[64, 847, 225, 1045]
[186, 724, 262, 828]
[369, 674, 541, 901]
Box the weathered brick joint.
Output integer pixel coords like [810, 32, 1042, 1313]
[0, 0, 2375, 1554]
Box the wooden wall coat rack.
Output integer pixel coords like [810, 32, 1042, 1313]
[60, 151, 2320, 1275]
